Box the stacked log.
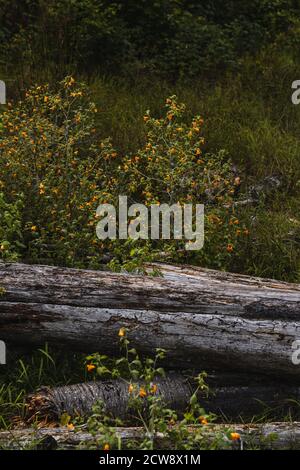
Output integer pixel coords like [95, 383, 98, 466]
[1, 261, 300, 448]
[0, 262, 299, 378]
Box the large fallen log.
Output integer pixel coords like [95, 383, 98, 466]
[0, 262, 300, 378]
[2, 423, 300, 450]
[25, 374, 192, 423]
[25, 375, 300, 423]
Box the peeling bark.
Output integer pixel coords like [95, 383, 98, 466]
[0, 262, 300, 377]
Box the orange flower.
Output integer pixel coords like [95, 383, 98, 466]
[230, 432, 241, 441]
[150, 384, 158, 394]
[103, 443, 110, 451]
[226, 243, 234, 253]
[86, 364, 95, 372]
[67, 423, 75, 431]
[199, 416, 208, 425]
[31, 225, 37, 232]
[128, 383, 134, 394]
[139, 387, 147, 398]
[118, 327, 126, 337]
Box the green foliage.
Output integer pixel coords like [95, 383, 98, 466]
[0, 0, 127, 79]
[1, 69, 299, 279]
[233, 209, 300, 280]
[0, 81, 245, 270]
[0, 346, 85, 429]
[103, 95, 247, 271]
[82, 330, 233, 450]
[1, 0, 299, 80]
[85, 50, 300, 281]
[0, 192, 24, 261]
[0, 77, 116, 266]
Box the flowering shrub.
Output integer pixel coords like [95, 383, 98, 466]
[0, 77, 117, 266]
[0, 192, 23, 261]
[0, 79, 247, 269]
[82, 329, 237, 450]
[106, 96, 248, 270]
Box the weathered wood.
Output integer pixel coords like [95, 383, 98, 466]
[25, 375, 300, 423]
[25, 375, 193, 422]
[0, 262, 300, 377]
[2, 423, 300, 450]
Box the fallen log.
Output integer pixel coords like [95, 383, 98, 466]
[25, 374, 300, 423]
[0, 262, 300, 377]
[25, 374, 192, 423]
[1, 423, 300, 450]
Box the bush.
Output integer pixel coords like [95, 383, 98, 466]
[0, 0, 128, 81]
[0, 192, 23, 261]
[0, 77, 116, 266]
[0, 79, 245, 270]
[81, 330, 234, 450]
[105, 95, 246, 271]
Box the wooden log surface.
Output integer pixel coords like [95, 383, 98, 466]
[0, 262, 300, 377]
[2, 423, 300, 450]
[25, 375, 300, 423]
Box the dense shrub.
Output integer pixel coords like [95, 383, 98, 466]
[0, 78, 245, 270]
[0, 0, 298, 80]
[0, 192, 23, 261]
[104, 95, 246, 271]
[0, 77, 116, 265]
[0, 0, 128, 79]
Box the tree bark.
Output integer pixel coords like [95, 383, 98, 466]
[2, 423, 300, 450]
[24, 374, 300, 424]
[0, 262, 300, 378]
[25, 374, 193, 423]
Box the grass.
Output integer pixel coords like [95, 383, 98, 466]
[0, 346, 86, 429]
